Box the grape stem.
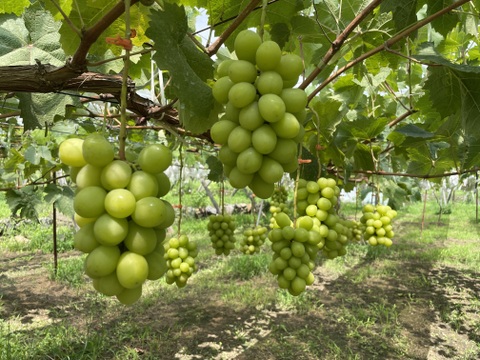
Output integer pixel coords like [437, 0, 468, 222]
[118, 0, 132, 161]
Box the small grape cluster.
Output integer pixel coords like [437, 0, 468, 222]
[239, 225, 268, 255]
[210, 30, 308, 199]
[269, 185, 289, 228]
[59, 134, 173, 305]
[207, 214, 236, 255]
[164, 235, 198, 288]
[360, 204, 397, 246]
[348, 219, 364, 242]
[295, 177, 350, 259]
[267, 212, 322, 296]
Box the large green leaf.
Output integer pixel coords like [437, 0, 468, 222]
[0, 9, 65, 66]
[0, 0, 30, 16]
[17, 92, 79, 130]
[415, 45, 480, 138]
[427, 0, 460, 37]
[146, 4, 216, 134]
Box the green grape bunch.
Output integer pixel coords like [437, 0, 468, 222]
[240, 225, 268, 255]
[295, 177, 349, 259]
[59, 135, 174, 305]
[360, 204, 397, 246]
[207, 214, 236, 255]
[210, 30, 308, 199]
[267, 212, 322, 296]
[164, 235, 198, 288]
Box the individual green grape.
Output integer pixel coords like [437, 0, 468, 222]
[59, 138, 87, 167]
[155, 172, 171, 197]
[255, 40, 282, 71]
[127, 171, 159, 200]
[84, 245, 121, 278]
[210, 119, 238, 145]
[270, 112, 300, 139]
[239, 102, 264, 131]
[236, 147, 263, 174]
[228, 167, 254, 189]
[258, 94, 286, 123]
[280, 88, 308, 113]
[116, 251, 149, 289]
[212, 76, 234, 104]
[124, 221, 157, 255]
[138, 143, 172, 174]
[275, 54, 304, 80]
[258, 157, 283, 184]
[82, 133, 114, 168]
[227, 126, 252, 153]
[234, 30, 262, 64]
[256, 71, 284, 95]
[74, 186, 107, 218]
[228, 82, 256, 108]
[100, 160, 132, 190]
[248, 174, 274, 199]
[252, 124, 278, 155]
[75, 164, 103, 189]
[228, 60, 258, 83]
[93, 213, 129, 246]
[131, 197, 166, 228]
[73, 222, 100, 253]
[104, 188, 136, 218]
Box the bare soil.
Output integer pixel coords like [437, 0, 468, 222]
[1, 244, 479, 360]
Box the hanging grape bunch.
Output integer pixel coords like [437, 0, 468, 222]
[239, 225, 268, 255]
[267, 212, 322, 296]
[164, 234, 198, 288]
[210, 30, 307, 199]
[360, 204, 397, 246]
[59, 135, 174, 305]
[269, 185, 289, 228]
[295, 177, 351, 259]
[207, 214, 237, 255]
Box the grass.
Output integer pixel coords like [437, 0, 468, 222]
[0, 193, 479, 359]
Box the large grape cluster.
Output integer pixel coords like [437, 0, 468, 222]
[295, 177, 351, 259]
[239, 225, 268, 255]
[207, 214, 236, 255]
[267, 212, 322, 296]
[59, 134, 174, 305]
[360, 204, 397, 246]
[164, 235, 198, 288]
[210, 30, 307, 199]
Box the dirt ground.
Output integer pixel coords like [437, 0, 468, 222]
[0, 245, 479, 360]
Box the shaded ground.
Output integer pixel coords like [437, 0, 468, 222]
[1, 223, 479, 359]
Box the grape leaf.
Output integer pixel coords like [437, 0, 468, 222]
[394, 124, 434, 138]
[380, 0, 417, 34]
[0, 0, 31, 16]
[44, 183, 75, 217]
[146, 4, 216, 134]
[17, 92, 80, 130]
[5, 186, 42, 220]
[415, 45, 480, 138]
[427, 0, 460, 37]
[206, 155, 223, 182]
[0, 9, 65, 66]
[353, 143, 374, 171]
